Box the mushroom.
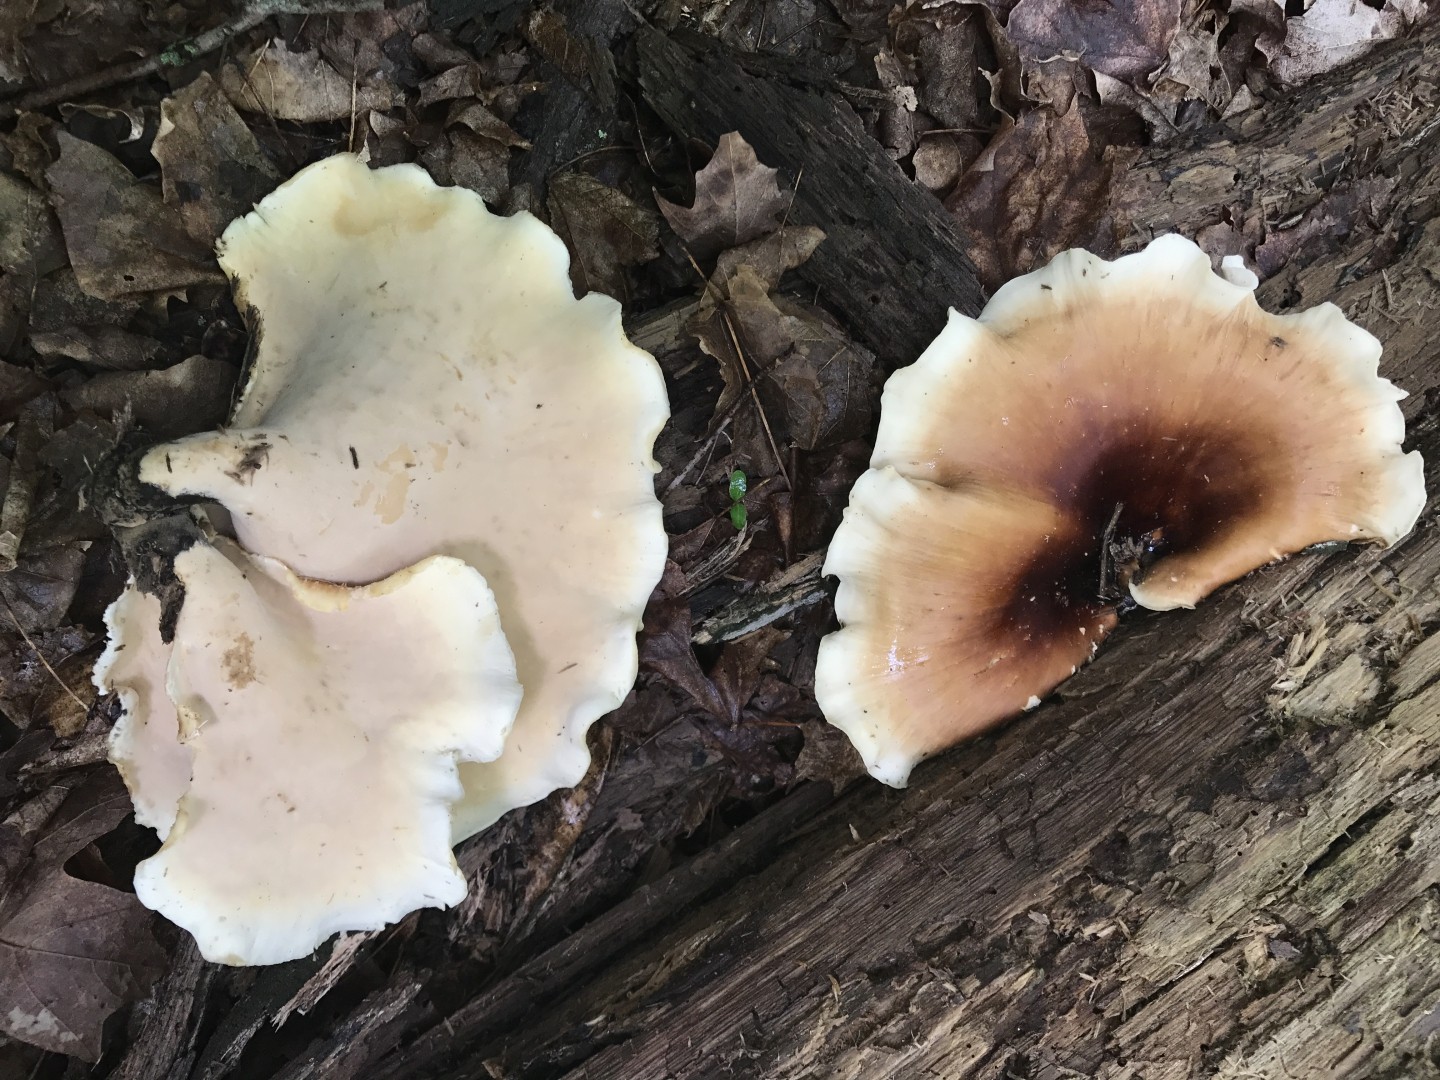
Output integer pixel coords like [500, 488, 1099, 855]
[94, 583, 189, 838]
[126, 538, 521, 966]
[818, 234, 1425, 786]
[135, 154, 669, 840]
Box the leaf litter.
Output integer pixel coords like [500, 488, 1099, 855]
[0, 0, 1425, 1071]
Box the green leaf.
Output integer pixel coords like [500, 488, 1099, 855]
[729, 502, 748, 530]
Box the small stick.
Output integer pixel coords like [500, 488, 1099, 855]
[0, 0, 384, 119]
[680, 249, 792, 491]
[2, 595, 90, 714]
[1098, 501, 1124, 599]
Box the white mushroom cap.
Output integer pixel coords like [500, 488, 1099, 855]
[820, 233, 1425, 784]
[134, 539, 521, 966]
[94, 583, 189, 838]
[136, 155, 669, 840]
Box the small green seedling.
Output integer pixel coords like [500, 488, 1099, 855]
[727, 469, 747, 530]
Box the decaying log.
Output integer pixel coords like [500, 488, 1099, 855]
[350, 24, 1440, 1080]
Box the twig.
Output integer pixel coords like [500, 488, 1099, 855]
[1098, 501, 1124, 599]
[0, 0, 384, 119]
[681, 249, 792, 491]
[2, 594, 90, 714]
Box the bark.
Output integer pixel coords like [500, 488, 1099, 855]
[116, 19, 1440, 1080]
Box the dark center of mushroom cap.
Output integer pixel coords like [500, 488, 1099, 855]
[1002, 415, 1283, 641]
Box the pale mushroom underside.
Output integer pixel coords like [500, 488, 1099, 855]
[137, 154, 670, 841]
[94, 584, 189, 839]
[130, 540, 521, 966]
[820, 234, 1426, 786]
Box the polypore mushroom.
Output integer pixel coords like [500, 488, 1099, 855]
[118, 538, 521, 966]
[818, 234, 1425, 786]
[136, 154, 669, 840]
[94, 584, 189, 838]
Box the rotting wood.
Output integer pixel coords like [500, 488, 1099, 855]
[346, 27, 1440, 1080]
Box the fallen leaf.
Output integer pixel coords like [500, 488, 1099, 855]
[445, 131, 513, 206]
[153, 74, 282, 249]
[525, 7, 615, 107]
[0, 171, 66, 278]
[0, 361, 50, 422]
[907, 11, 986, 130]
[218, 40, 403, 122]
[61, 355, 237, 438]
[640, 561, 728, 719]
[0, 4, 27, 85]
[947, 103, 1138, 288]
[10, 0, 154, 89]
[30, 325, 162, 371]
[712, 225, 826, 291]
[912, 134, 981, 194]
[46, 133, 220, 301]
[1006, 0, 1184, 82]
[762, 306, 874, 451]
[1272, 0, 1427, 86]
[656, 132, 791, 261]
[0, 771, 164, 1060]
[316, 2, 429, 94]
[420, 64, 489, 106]
[547, 172, 660, 300]
[794, 719, 867, 792]
[446, 99, 529, 148]
[0, 625, 95, 737]
[708, 627, 788, 725]
[1147, 6, 1232, 121]
[0, 395, 52, 572]
[0, 545, 87, 633]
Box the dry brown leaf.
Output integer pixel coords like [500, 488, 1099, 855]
[1272, 0, 1428, 86]
[656, 132, 790, 261]
[0, 545, 87, 633]
[446, 131, 514, 206]
[153, 73, 281, 249]
[794, 718, 866, 792]
[547, 172, 660, 300]
[0, 772, 164, 1060]
[712, 226, 826, 292]
[693, 264, 872, 453]
[316, 2, 428, 94]
[30, 325, 161, 371]
[61, 355, 237, 438]
[1006, 0, 1184, 82]
[46, 133, 220, 301]
[0, 4, 27, 85]
[947, 103, 1137, 289]
[420, 64, 489, 106]
[0, 172, 66, 278]
[446, 99, 529, 147]
[640, 560, 729, 718]
[218, 39, 403, 123]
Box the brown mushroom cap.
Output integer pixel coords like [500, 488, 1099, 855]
[819, 234, 1425, 785]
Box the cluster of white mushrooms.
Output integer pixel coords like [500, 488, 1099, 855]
[96, 155, 669, 965]
[96, 156, 1426, 967]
